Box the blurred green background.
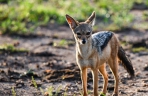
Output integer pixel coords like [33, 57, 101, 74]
[0, 0, 148, 34]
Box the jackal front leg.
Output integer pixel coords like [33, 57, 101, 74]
[92, 69, 98, 96]
[81, 68, 88, 96]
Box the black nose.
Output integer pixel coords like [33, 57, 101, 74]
[82, 39, 86, 44]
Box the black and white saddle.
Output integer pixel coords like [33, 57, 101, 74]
[92, 31, 113, 55]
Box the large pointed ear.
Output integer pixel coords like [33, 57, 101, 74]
[65, 15, 78, 29]
[85, 11, 96, 26]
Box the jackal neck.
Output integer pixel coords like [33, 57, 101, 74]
[76, 38, 93, 59]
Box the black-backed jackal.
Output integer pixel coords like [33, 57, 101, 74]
[65, 11, 134, 96]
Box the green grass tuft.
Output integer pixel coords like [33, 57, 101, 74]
[11, 87, 16, 96]
[47, 86, 53, 96]
[132, 47, 148, 53]
[53, 39, 68, 48]
[100, 92, 106, 96]
[1, 0, 146, 34]
[0, 44, 28, 53]
[31, 76, 38, 88]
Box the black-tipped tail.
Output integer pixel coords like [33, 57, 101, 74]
[118, 46, 135, 78]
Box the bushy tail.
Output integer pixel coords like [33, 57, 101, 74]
[118, 46, 135, 78]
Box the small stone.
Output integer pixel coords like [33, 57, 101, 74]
[15, 80, 24, 88]
[138, 59, 142, 62]
[124, 73, 128, 78]
[137, 89, 148, 92]
[120, 90, 126, 94]
[36, 64, 40, 69]
[143, 84, 148, 87]
[144, 64, 148, 71]
[44, 92, 49, 96]
[135, 71, 141, 77]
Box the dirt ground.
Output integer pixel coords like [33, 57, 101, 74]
[0, 11, 148, 96]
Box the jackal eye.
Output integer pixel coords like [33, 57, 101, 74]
[86, 32, 91, 35]
[76, 33, 81, 35]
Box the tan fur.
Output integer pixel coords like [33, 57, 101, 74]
[66, 12, 122, 96]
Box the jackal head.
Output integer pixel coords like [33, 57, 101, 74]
[65, 11, 95, 45]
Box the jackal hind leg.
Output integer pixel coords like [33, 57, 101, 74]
[108, 58, 119, 96]
[98, 64, 108, 96]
